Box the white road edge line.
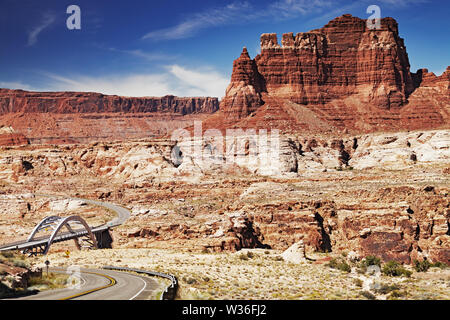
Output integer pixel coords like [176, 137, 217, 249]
[128, 275, 147, 300]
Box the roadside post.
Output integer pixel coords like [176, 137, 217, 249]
[45, 260, 50, 277]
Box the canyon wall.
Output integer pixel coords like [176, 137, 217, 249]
[0, 90, 219, 145]
[0, 89, 219, 115]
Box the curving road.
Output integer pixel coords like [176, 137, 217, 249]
[35, 194, 131, 228]
[0, 195, 131, 252]
[9, 268, 161, 300]
[1, 195, 162, 300]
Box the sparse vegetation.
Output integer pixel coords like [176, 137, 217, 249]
[382, 261, 412, 277]
[28, 272, 69, 290]
[362, 256, 382, 267]
[238, 253, 249, 261]
[431, 261, 448, 269]
[0, 252, 30, 269]
[358, 255, 382, 273]
[413, 259, 432, 272]
[387, 290, 408, 300]
[327, 258, 351, 273]
[353, 278, 363, 287]
[374, 283, 401, 295]
[360, 291, 376, 300]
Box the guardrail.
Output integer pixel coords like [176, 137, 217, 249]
[103, 266, 178, 300]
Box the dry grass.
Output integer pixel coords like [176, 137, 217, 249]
[35, 248, 450, 300]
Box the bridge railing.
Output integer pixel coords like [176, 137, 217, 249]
[103, 265, 178, 300]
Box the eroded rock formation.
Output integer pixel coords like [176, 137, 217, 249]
[218, 14, 449, 133]
[0, 129, 448, 263]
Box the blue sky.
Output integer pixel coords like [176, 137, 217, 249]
[0, 0, 449, 98]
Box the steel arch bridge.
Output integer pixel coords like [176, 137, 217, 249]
[23, 215, 98, 256]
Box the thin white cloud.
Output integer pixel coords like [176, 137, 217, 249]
[168, 65, 229, 97]
[269, 0, 333, 19]
[142, 0, 331, 41]
[109, 48, 177, 61]
[40, 65, 228, 98]
[43, 73, 173, 97]
[143, 1, 253, 40]
[27, 12, 56, 46]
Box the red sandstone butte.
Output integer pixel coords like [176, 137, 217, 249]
[216, 14, 449, 133]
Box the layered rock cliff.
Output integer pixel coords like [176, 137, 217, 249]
[218, 14, 449, 133]
[0, 89, 219, 144]
[0, 89, 219, 115]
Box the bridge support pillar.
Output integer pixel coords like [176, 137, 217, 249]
[95, 229, 113, 249]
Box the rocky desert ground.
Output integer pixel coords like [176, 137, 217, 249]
[0, 127, 449, 299]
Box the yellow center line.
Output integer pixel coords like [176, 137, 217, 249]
[59, 271, 117, 300]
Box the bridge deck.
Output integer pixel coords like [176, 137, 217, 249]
[0, 195, 129, 255]
[0, 226, 110, 252]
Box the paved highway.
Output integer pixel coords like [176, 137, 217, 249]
[72, 197, 131, 228]
[9, 268, 160, 300]
[1, 195, 160, 300]
[35, 194, 131, 228]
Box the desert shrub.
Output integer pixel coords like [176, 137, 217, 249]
[382, 261, 412, 277]
[273, 256, 284, 262]
[357, 255, 382, 274]
[28, 273, 68, 289]
[0, 252, 30, 269]
[361, 256, 381, 267]
[387, 290, 408, 300]
[327, 258, 351, 273]
[182, 277, 197, 285]
[0, 252, 14, 259]
[238, 253, 249, 261]
[353, 278, 363, 287]
[360, 291, 376, 300]
[374, 283, 401, 295]
[413, 259, 432, 272]
[431, 261, 448, 269]
[9, 255, 30, 269]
